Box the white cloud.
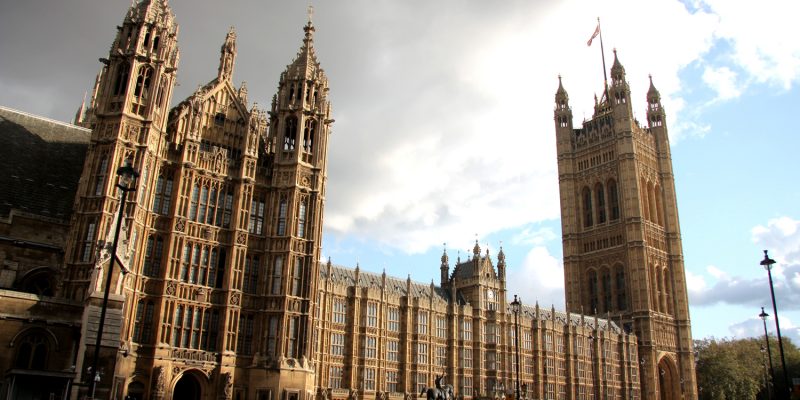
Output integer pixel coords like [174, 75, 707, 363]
[688, 216, 800, 310]
[728, 315, 800, 344]
[702, 66, 741, 101]
[506, 246, 565, 309]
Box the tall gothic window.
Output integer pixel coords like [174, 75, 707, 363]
[133, 299, 154, 343]
[237, 314, 254, 354]
[595, 183, 606, 223]
[607, 179, 619, 220]
[588, 270, 598, 312]
[153, 174, 173, 214]
[133, 66, 153, 99]
[243, 255, 259, 294]
[271, 256, 283, 295]
[297, 200, 307, 238]
[142, 235, 163, 277]
[303, 119, 316, 153]
[249, 196, 265, 235]
[616, 268, 627, 311]
[602, 269, 612, 312]
[582, 186, 593, 227]
[113, 62, 130, 96]
[80, 220, 97, 262]
[14, 334, 48, 370]
[94, 156, 109, 196]
[277, 199, 288, 235]
[283, 117, 297, 151]
[291, 256, 304, 297]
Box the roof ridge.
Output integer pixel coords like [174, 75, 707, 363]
[0, 105, 91, 132]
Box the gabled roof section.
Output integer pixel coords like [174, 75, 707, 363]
[320, 263, 451, 303]
[0, 106, 90, 221]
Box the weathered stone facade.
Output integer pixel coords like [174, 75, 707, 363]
[0, 2, 696, 400]
[554, 52, 697, 399]
[314, 246, 640, 400]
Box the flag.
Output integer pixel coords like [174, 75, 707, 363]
[587, 21, 600, 47]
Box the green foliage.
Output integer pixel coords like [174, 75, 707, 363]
[695, 336, 800, 400]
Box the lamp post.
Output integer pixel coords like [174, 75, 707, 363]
[760, 250, 790, 399]
[510, 295, 522, 400]
[761, 345, 772, 400]
[87, 159, 138, 399]
[759, 306, 775, 398]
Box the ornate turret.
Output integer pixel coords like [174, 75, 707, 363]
[497, 246, 506, 282]
[609, 49, 632, 116]
[440, 244, 450, 286]
[647, 75, 665, 128]
[218, 27, 237, 81]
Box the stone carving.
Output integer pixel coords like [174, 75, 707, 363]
[421, 374, 453, 400]
[348, 388, 359, 400]
[222, 372, 233, 400]
[230, 292, 240, 306]
[166, 281, 176, 296]
[175, 218, 186, 232]
[154, 366, 166, 393]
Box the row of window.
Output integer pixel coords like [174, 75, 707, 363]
[587, 267, 627, 313]
[581, 179, 620, 228]
[282, 117, 317, 155]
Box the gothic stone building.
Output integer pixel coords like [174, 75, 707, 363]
[0, 1, 696, 400]
[554, 51, 697, 399]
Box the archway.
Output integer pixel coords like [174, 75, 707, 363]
[173, 372, 202, 400]
[657, 356, 679, 400]
[126, 381, 145, 400]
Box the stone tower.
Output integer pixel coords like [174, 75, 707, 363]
[61, 1, 332, 398]
[554, 52, 696, 399]
[62, 1, 180, 397]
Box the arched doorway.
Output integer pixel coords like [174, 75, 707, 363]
[173, 373, 202, 400]
[657, 356, 679, 400]
[126, 381, 145, 400]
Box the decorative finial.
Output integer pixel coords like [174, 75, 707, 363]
[307, 5, 314, 24]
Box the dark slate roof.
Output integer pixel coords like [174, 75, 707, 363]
[0, 106, 90, 221]
[320, 263, 451, 303]
[514, 303, 622, 333]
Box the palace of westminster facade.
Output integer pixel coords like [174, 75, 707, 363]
[0, 1, 696, 400]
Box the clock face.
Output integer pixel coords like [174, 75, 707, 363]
[487, 290, 495, 301]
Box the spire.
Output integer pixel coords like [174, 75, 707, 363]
[73, 92, 87, 125]
[218, 27, 237, 81]
[555, 75, 569, 102]
[646, 74, 665, 127]
[238, 81, 249, 105]
[473, 239, 481, 257]
[441, 243, 450, 286]
[647, 74, 661, 104]
[610, 49, 626, 83]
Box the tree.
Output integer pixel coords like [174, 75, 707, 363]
[694, 336, 800, 400]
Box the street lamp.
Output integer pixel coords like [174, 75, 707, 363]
[761, 345, 772, 400]
[759, 307, 775, 398]
[760, 250, 790, 399]
[87, 159, 138, 399]
[510, 295, 522, 400]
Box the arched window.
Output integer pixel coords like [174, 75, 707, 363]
[601, 268, 612, 312]
[640, 179, 650, 221]
[142, 235, 164, 277]
[15, 333, 48, 370]
[588, 270, 598, 313]
[654, 184, 664, 225]
[152, 36, 160, 53]
[133, 66, 153, 99]
[615, 267, 627, 311]
[582, 187, 593, 228]
[303, 119, 316, 153]
[277, 199, 288, 235]
[595, 183, 606, 224]
[284, 117, 297, 151]
[133, 300, 154, 343]
[113, 62, 130, 96]
[647, 182, 657, 224]
[297, 199, 307, 238]
[663, 267, 672, 314]
[608, 179, 620, 220]
[289, 83, 295, 102]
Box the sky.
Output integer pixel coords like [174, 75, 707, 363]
[1, 0, 799, 344]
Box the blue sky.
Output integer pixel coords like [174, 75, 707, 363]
[1, 0, 799, 343]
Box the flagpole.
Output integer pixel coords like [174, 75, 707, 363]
[597, 17, 609, 96]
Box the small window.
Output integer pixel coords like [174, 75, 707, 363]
[214, 113, 226, 127]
